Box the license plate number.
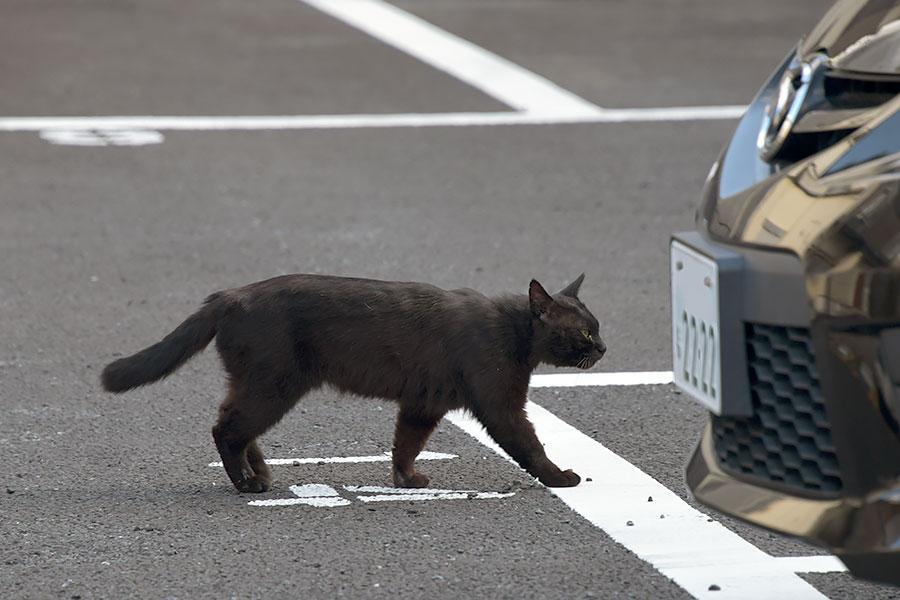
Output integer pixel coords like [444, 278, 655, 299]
[671, 240, 722, 414]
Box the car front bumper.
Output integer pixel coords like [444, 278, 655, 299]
[688, 419, 900, 552]
[674, 230, 900, 586]
[687, 419, 900, 585]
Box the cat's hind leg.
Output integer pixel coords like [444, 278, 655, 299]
[245, 440, 271, 486]
[212, 398, 271, 493]
[392, 407, 440, 488]
[212, 381, 302, 493]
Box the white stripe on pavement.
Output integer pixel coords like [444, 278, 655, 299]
[301, 0, 602, 119]
[530, 371, 674, 387]
[0, 107, 745, 133]
[207, 450, 456, 468]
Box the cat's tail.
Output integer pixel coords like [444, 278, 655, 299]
[101, 292, 230, 393]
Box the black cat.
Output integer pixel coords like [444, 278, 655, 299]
[102, 274, 606, 492]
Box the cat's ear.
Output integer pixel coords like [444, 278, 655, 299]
[529, 279, 555, 318]
[559, 273, 585, 298]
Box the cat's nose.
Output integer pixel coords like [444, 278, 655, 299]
[596, 340, 607, 358]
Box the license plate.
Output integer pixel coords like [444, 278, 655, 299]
[671, 239, 722, 413]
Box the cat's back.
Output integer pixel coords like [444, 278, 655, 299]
[215, 274, 522, 404]
[228, 273, 489, 323]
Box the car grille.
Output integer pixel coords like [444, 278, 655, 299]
[711, 323, 843, 494]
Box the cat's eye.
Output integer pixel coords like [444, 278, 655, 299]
[580, 330, 592, 340]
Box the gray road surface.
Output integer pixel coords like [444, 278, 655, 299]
[3, 1, 897, 599]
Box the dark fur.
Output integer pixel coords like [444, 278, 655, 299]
[102, 274, 606, 492]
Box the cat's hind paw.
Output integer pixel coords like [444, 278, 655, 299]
[393, 470, 430, 489]
[235, 474, 272, 493]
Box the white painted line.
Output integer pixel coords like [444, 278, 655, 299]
[249, 498, 346, 506]
[345, 485, 479, 494]
[447, 403, 842, 599]
[0, 107, 745, 133]
[39, 128, 164, 146]
[290, 483, 341, 498]
[208, 450, 456, 468]
[0, 113, 522, 132]
[247, 498, 333, 507]
[355, 491, 514, 503]
[530, 371, 673, 388]
[345, 485, 514, 503]
[301, 0, 601, 119]
[2, 0, 749, 136]
[597, 105, 746, 122]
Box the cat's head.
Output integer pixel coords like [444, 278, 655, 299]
[529, 274, 606, 369]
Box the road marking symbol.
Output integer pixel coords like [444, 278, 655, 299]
[210, 451, 513, 507]
[39, 128, 164, 146]
[250, 484, 353, 507]
[247, 483, 514, 507]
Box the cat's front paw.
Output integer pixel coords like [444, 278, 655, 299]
[539, 469, 581, 488]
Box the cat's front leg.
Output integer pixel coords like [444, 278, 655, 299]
[392, 407, 440, 488]
[476, 407, 581, 488]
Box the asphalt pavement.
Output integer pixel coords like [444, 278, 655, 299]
[3, 0, 897, 599]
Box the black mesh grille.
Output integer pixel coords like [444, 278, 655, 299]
[712, 324, 843, 494]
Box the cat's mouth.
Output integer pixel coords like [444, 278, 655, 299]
[576, 348, 606, 370]
[576, 355, 599, 370]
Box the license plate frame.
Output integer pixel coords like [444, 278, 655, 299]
[670, 232, 749, 416]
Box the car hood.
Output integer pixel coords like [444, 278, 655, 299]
[700, 0, 900, 323]
[801, 0, 900, 75]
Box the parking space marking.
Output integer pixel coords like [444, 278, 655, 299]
[302, 0, 600, 119]
[0, 106, 745, 134]
[447, 403, 846, 600]
[530, 371, 673, 388]
[0, 0, 748, 137]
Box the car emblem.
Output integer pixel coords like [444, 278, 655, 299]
[757, 54, 828, 161]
